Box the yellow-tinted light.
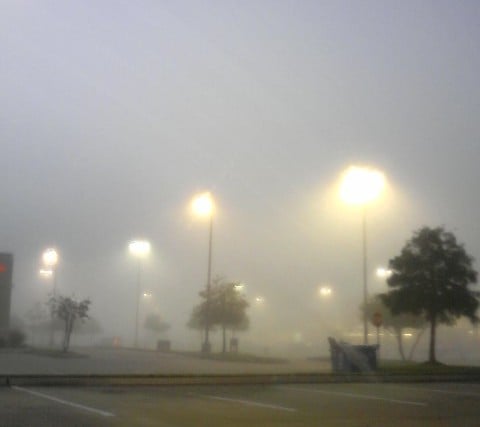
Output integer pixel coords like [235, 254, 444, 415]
[376, 267, 392, 279]
[339, 166, 386, 205]
[42, 248, 59, 267]
[318, 286, 332, 297]
[39, 268, 53, 278]
[192, 192, 214, 217]
[129, 240, 151, 257]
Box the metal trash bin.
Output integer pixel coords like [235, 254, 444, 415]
[328, 337, 378, 372]
[156, 340, 171, 352]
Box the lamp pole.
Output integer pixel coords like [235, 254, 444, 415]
[362, 207, 368, 344]
[42, 248, 59, 347]
[339, 166, 386, 345]
[129, 240, 151, 348]
[191, 192, 215, 354]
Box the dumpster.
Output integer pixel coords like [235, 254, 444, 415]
[156, 340, 171, 352]
[328, 337, 378, 372]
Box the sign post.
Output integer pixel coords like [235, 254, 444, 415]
[372, 311, 383, 347]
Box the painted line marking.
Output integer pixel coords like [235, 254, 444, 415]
[12, 386, 115, 417]
[279, 386, 427, 407]
[392, 384, 480, 398]
[199, 394, 297, 412]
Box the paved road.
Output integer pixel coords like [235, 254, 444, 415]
[3, 382, 480, 426]
[0, 347, 329, 375]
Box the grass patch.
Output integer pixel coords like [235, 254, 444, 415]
[174, 351, 287, 364]
[24, 347, 89, 359]
[378, 359, 480, 375]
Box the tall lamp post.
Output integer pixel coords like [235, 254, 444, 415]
[42, 248, 59, 347]
[339, 166, 385, 344]
[129, 239, 151, 348]
[191, 192, 214, 354]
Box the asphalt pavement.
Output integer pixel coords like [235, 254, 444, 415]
[0, 347, 330, 375]
[3, 382, 480, 426]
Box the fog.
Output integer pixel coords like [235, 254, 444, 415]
[2, 1, 480, 360]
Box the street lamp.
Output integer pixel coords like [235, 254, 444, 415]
[42, 248, 59, 295]
[339, 166, 385, 344]
[129, 239, 151, 348]
[41, 247, 59, 347]
[318, 286, 333, 297]
[376, 267, 392, 279]
[192, 192, 214, 353]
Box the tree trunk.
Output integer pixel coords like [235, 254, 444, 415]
[407, 326, 427, 361]
[394, 328, 406, 361]
[429, 315, 437, 363]
[222, 322, 226, 353]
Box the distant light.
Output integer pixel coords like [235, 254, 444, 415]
[233, 283, 245, 292]
[42, 248, 59, 267]
[376, 267, 393, 279]
[39, 269, 53, 278]
[403, 333, 413, 337]
[143, 292, 152, 298]
[318, 286, 332, 297]
[255, 296, 264, 304]
[339, 166, 386, 205]
[129, 240, 151, 257]
[192, 192, 214, 217]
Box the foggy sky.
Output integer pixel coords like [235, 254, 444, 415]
[2, 1, 480, 350]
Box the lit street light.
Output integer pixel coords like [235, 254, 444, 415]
[41, 247, 59, 347]
[191, 192, 214, 354]
[376, 267, 392, 279]
[42, 248, 59, 295]
[129, 239, 151, 348]
[318, 285, 333, 297]
[340, 165, 386, 344]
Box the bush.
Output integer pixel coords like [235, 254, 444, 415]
[8, 329, 26, 347]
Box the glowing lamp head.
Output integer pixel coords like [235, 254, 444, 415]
[129, 240, 151, 258]
[339, 166, 386, 205]
[42, 248, 59, 267]
[376, 267, 393, 279]
[192, 192, 214, 217]
[318, 286, 332, 297]
[39, 268, 53, 278]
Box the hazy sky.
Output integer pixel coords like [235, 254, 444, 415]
[2, 1, 480, 349]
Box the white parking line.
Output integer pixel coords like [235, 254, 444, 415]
[12, 386, 115, 417]
[200, 394, 297, 412]
[392, 384, 480, 398]
[279, 386, 428, 407]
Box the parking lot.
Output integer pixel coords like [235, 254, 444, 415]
[4, 382, 480, 426]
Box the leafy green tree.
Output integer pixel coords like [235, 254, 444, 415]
[188, 278, 249, 353]
[48, 295, 91, 352]
[381, 226, 479, 363]
[144, 313, 170, 346]
[363, 295, 426, 360]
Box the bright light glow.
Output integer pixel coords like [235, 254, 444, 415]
[403, 333, 413, 337]
[233, 283, 245, 292]
[39, 268, 53, 278]
[376, 267, 393, 279]
[143, 292, 152, 298]
[255, 296, 265, 304]
[129, 240, 151, 257]
[42, 248, 59, 267]
[318, 286, 332, 297]
[339, 166, 386, 205]
[192, 192, 214, 217]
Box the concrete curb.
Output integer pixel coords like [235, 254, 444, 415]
[2, 372, 480, 387]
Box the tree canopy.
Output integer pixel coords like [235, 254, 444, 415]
[48, 295, 91, 352]
[144, 313, 170, 335]
[188, 278, 249, 353]
[381, 226, 479, 363]
[363, 295, 426, 360]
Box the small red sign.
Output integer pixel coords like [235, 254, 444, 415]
[372, 311, 383, 327]
[0, 264, 6, 273]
